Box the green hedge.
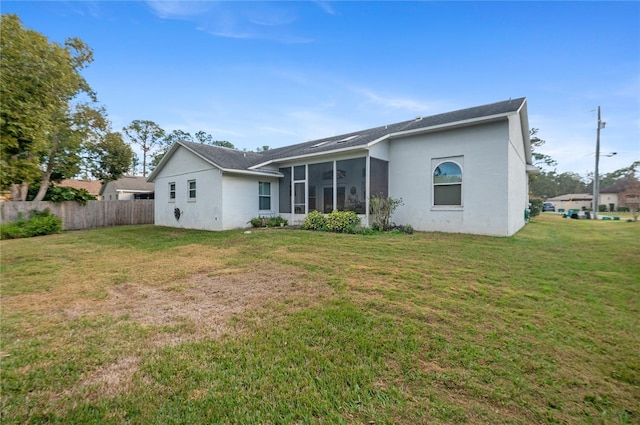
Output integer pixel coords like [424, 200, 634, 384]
[0, 209, 62, 240]
[529, 198, 543, 217]
[302, 210, 327, 231]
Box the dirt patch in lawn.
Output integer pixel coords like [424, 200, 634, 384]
[73, 260, 332, 399]
[102, 262, 324, 343]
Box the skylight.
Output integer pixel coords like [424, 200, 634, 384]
[336, 135, 359, 143]
[310, 141, 329, 148]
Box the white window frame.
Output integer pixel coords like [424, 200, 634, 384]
[169, 182, 176, 202]
[188, 179, 196, 201]
[432, 159, 463, 209]
[259, 181, 271, 211]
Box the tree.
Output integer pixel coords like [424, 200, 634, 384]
[618, 179, 640, 222]
[194, 130, 212, 145]
[530, 170, 587, 199]
[195, 130, 234, 148]
[599, 161, 640, 190]
[129, 154, 141, 176]
[85, 132, 133, 182]
[1, 14, 103, 201]
[122, 120, 165, 177]
[150, 129, 193, 170]
[530, 128, 557, 170]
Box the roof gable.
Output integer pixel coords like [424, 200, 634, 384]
[99, 176, 154, 195]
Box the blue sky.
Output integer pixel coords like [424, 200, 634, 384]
[3, 1, 639, 177]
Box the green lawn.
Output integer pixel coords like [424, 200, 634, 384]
[1, 215, 639, 424]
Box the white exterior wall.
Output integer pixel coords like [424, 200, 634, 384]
[101, 183, 119, 201]
[153, 146, 223, 231]
[600, 193, 618, 211]
[368, 140, 390, 161]
[222, 174, 280, 230]
[389, 120, 516, 236]
[506, 114, 529, 235]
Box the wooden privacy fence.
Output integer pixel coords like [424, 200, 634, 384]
[0, 200, 154, 230]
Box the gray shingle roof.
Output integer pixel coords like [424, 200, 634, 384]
[161, 97, 526, 175]
[111, 176, 155, 191]
[180, 142, 264, 170]
[256, 97, 527, 163]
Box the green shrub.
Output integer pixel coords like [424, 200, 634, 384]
[389, 224, 414, 234]
[302, 210, 327, 231]
[0, 209, 62, 239]
[28, 185, 97, 205]
[266, 216, 288, 227]
[249, 217, 266, 228]
[598, 204, 607, 212]
[326, 210, 361, 233]
[248, 216, 289, 228]
[529, 198, 543, 217]
[370, 194, 403, 230]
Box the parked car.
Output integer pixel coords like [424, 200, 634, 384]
[542, 202, 555, 212]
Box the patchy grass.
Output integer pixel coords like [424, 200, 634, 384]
[1, 215, 638, 424]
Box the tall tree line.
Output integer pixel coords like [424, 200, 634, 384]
[0, 14, 132, 201]
[121, 121, 235, 177]
[529, 128, 639, 199]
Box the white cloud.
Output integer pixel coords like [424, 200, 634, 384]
[146, 1, 314, 43]
[349, 86, 443, 114]
[145, 1, 213, 19]
[314, 1, 338, 15]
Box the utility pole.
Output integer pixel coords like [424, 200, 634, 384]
[593, 106, 605, 220]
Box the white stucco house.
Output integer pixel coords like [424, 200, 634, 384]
[148, 97, 536, 236]
[100, 176, 155, 201]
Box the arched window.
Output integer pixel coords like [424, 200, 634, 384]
[433, 161, 462, 206]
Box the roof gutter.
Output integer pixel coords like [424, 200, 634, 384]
[251, 113, 514, 168]
[249, 145, 369, 170]
[367, 112, 514, 148]
[221, 168, 284, 178]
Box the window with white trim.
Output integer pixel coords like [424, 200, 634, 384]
[259, 181, 271, 210]
[169, 182, 176, 202]
[433, 161, 462, 206]
[188, 179, 196, 201]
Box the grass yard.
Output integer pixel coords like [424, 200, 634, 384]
[1, 214, 639, 424]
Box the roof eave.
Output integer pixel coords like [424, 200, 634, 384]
[221, 168, 284, 178]
[248, 145, 369, 169]
[516, 98, 533, 164]
[367, 112, 515, 149]
[148, 141, 224, 182]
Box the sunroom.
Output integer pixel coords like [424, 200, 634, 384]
[273, 155, 389, 225]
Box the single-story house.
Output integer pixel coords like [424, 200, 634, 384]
[148, 97, 536, 236]
[100, 176, 155, 201]
[545, 193, 594, 212]
[600, 178, 640, 212]
[547, 179, 640, 212]
[56, 179, 102, 198]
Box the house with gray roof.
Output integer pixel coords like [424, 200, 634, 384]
[100, 176, 155, 201]
[148, 97, 536, 236]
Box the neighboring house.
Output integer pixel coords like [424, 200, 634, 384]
[56, 179, 102, 198]
[148, 98, 536, 236]
[600, 179, 640, 212]
[548, 179, 640, 212]
[545, 193, 593, 212]
[100, 176, 155, 201]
